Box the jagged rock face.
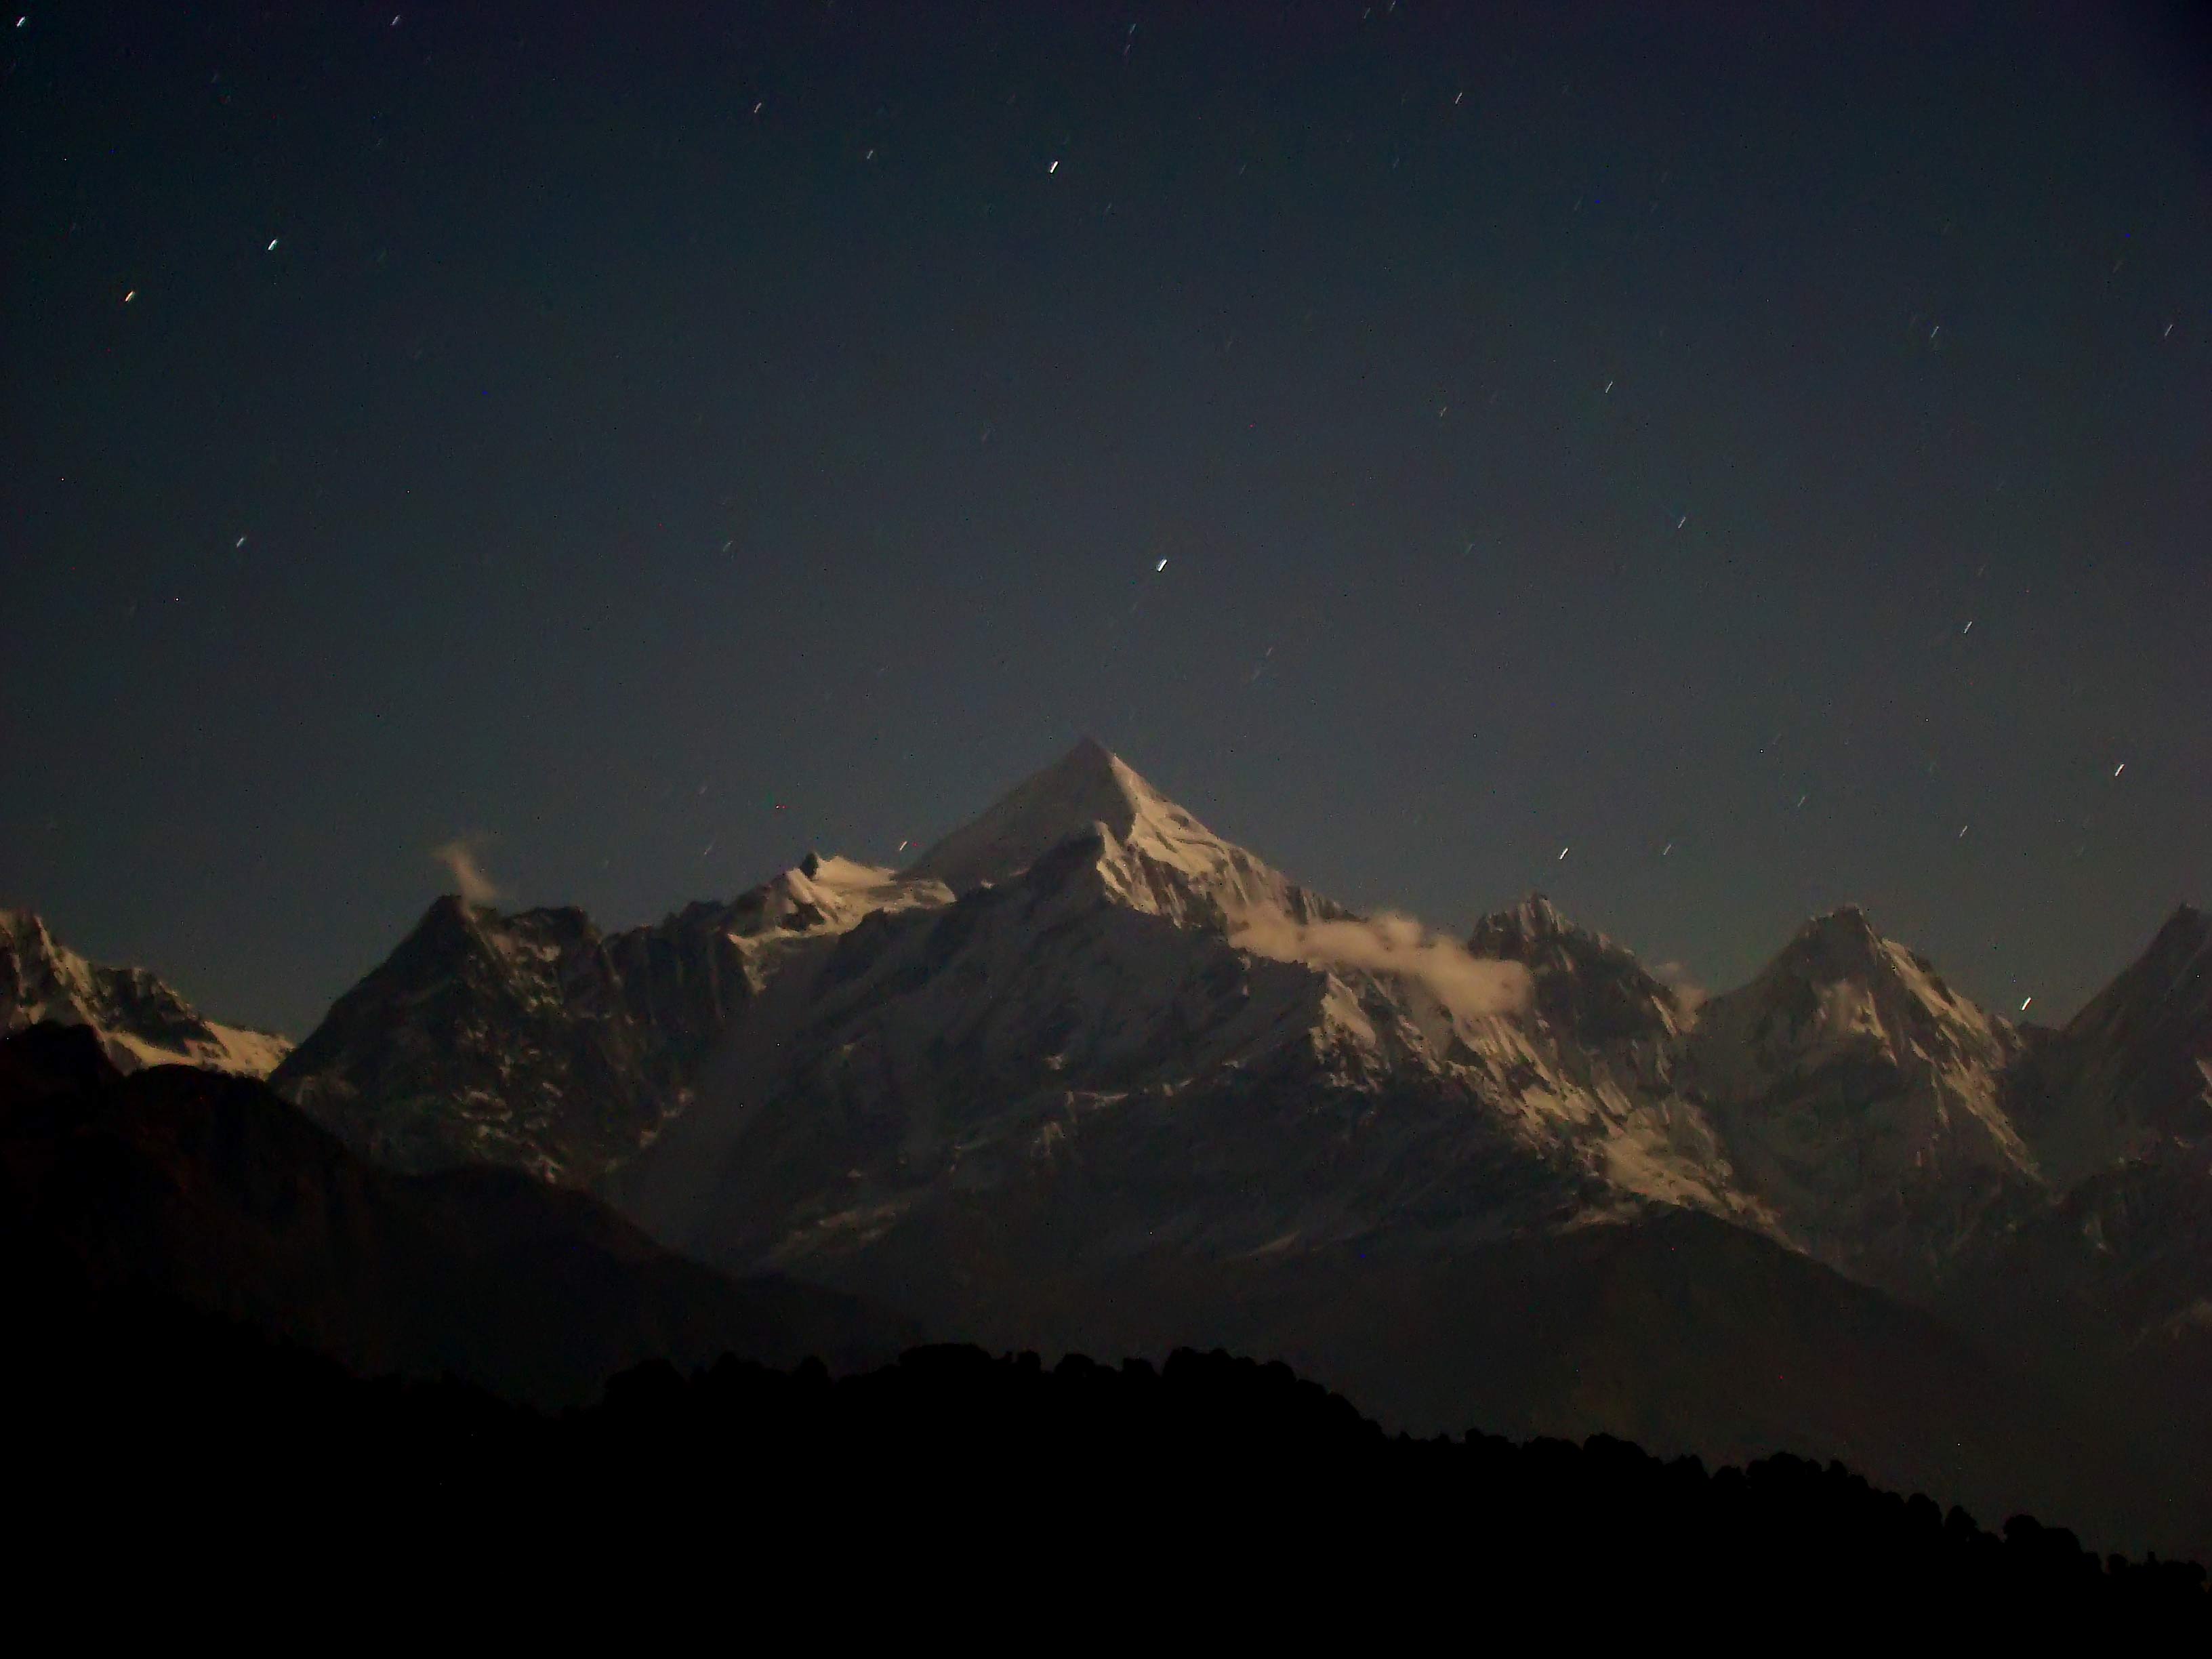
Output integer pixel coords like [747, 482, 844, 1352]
[0, 909, 289, 1077]
[1469, 893, 1687, 1053]
[272, 860, 951, 1184]
[2004, 906, 2212, 1188]
[274, 898, 716, 1183]
[1681, 906, 2033, 1282]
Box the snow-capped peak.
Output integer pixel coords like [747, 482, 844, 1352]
[904, 738, 1195, 890]
[1702, 904, 2011, 1070]
[1682, 903, 2031, 1271]
[901, 739, 1343, 936]
[0, 906, 290, 1077]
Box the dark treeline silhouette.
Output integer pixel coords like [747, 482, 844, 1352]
[9, 1271, 2205, 1628]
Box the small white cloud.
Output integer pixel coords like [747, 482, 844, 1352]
[1653, 960, 1708, 1015]
[1232, 911, 1532, 1022]
[431, 837, 503, 904]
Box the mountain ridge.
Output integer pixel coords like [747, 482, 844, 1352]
[1, 907, 289, 1078]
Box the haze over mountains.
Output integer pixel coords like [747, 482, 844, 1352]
[7, 741, 2208, 1553]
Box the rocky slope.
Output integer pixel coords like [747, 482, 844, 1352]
[0, 908, 289, 1076]
[271, 858, 948, 1182]
[2003, 905, 2212, 1188]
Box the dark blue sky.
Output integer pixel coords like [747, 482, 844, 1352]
[6, 1, 2207, 1036]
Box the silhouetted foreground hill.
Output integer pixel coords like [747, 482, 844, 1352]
[0, 1023, 916, 1401]
[800, 1194, 2207, 1559]
[7, 1283, 2205, 1626]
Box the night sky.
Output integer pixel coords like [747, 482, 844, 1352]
[5, 2, 2207, 1038]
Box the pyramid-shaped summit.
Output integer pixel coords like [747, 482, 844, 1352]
[904, 739, 1208, 892]
[899, 739, 1346, 933]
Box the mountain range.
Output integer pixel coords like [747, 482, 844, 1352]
[7, 740, 2207, 1552]
[257, 741, 2206, 1299]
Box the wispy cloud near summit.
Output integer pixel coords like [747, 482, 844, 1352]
[1231, 911, 1532, 1022]
[431, 838, 504, 905]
